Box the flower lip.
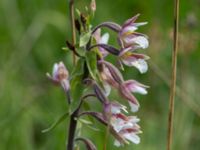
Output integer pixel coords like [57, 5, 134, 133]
[119, 51, 150, 74]
[104, 101, 128, 115]
[123, 35, 149, 49]
[123, 80, 149, 95]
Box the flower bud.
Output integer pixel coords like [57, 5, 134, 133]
[90, 0, 96, 13]
[47, 62, 70, 92]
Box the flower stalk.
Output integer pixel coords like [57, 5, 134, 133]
[67, 110, 78, 150]
[167, 0, 179, 149]
[69, 0, 77, 65]
[67, 1, 77, 150]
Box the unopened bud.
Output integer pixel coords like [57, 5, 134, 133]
[53, 62, 69, 81]
[81, 14, 87, 26]
[47, 62, 70, 93]
[90, 0, 96, 13]
[75, 19, 81, 34]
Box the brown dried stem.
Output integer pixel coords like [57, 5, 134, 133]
[167, 0, 179, 149]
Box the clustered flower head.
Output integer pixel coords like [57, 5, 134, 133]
[47, 1, 149, 149]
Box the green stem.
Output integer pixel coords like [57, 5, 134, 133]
[167, 0, 179, 150]
[69, 0, 76, 65]
[67, 1, 77, 150]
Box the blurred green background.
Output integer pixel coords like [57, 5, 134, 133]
[0, 0, 200, 149]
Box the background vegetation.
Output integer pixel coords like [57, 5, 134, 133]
[0, 0, 200, 149]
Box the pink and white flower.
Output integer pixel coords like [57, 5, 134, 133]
[46, 62, 70, 92]
[103, 102, 141, 146]
[119, 80, 149, 112]
[119, 14, 149, 49]
[119, 46, 150, 73]
[114, 127, 142, 147]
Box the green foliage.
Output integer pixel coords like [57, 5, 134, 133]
[70, 59, 86, 114]
[85, 50, 98, 80]
[79, 31, 92, 47]
[71, 58, 85, 77]
[42, 112, 69, 133]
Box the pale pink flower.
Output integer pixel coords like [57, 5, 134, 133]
[118, 14, 149, 50]
[103, 102, 141, 146]
[47, 62, 70, 92]
[119, 80, 149, 112]
[118, 46, 150, 73]
[114, 127, 141, 146]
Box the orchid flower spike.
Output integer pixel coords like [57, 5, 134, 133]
[47, 62, 70, 93]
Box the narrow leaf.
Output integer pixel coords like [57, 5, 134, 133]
[80, 31, 92, 47]
[78, 118, 93, 125]
[42, 112, 69, 133]
[70, 75, 85, 114]
[71, 58, 85, 76]
[85, 51, 97, 79]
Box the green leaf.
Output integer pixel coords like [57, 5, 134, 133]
[86, 125, 100, 132]
[70, 58, 87, 114]
[70, 75, 85, 114]
[42, 112, 69, 133]
[71, 58, 85, 77]
[78, 118, 93, 125]
[85, 51, 97, 79]
[78, 117, 100, 132]
[79, 31, 91, 47]
[75, 8, 81, 17]
[82, 101, 96, 124]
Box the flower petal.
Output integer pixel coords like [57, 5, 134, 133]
[114, 140, 122, 147]
[122, 58, 148, 74]
[123, 133, 140, 144]
[128, 101, 139, 112]
[121, 22, 148, 36]
[124, 35, 149, 49]
[99, 60, 124, 84]
[119, 84, 140, 112]
[123, 80, 149, 95]
[102, 82, 111, 96]
[100, 33, 109, 44]
[123, 14, 140, 27]
[133, 36, 149, 49]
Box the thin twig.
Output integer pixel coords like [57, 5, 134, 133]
[167, 0, 179, 149]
